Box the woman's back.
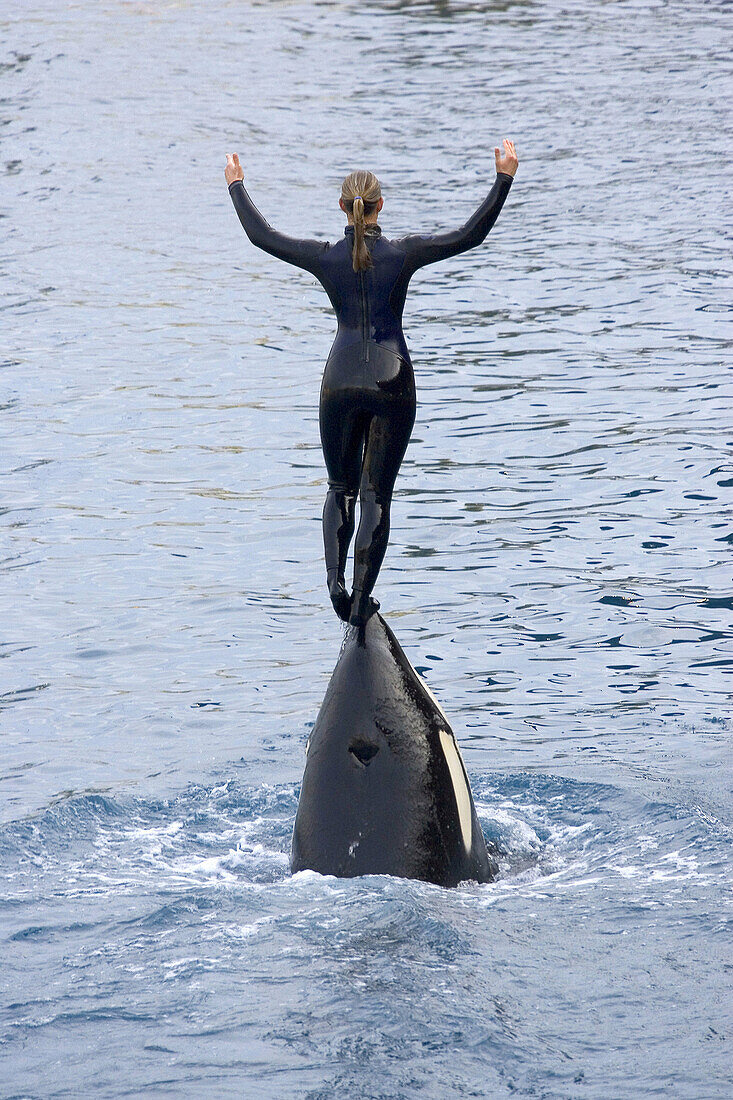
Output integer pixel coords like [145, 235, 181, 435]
[318, 228, 412, 364]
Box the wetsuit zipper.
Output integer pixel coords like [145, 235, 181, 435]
[359, 270, 370, 365]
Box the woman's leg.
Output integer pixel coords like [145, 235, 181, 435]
[349, 396, 416, 626]
[319, 391, 367, 621]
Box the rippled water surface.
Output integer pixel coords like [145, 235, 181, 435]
[2, 1, 731, 1096]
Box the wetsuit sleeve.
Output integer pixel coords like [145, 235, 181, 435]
[228, 181, 329, 275]
[394, 173, 513, 272]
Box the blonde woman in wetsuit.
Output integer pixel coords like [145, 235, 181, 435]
[225, 140, 518, 628]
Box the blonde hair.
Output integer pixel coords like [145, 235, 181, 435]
[340, 170, 382, 272]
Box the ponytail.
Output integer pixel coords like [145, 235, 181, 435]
[340, 170, 382, 273]
[352, 195, 369, 272]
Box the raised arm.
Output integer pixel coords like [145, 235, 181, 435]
[225, 153, 329, 275]
[395, 139, 518, 272]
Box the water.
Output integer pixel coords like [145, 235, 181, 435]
[1, 0, 731, 1095]
[3, 776, 730, 1097]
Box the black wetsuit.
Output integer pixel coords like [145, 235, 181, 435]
[229, 173, 513, 624]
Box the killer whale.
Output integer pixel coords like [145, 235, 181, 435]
[291, 614, 497, 887]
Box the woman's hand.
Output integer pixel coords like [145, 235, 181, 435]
[225, 152, 244, 186]
[494, 139, 518, 177]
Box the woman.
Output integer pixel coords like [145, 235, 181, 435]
[225, 141, 518, 627]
